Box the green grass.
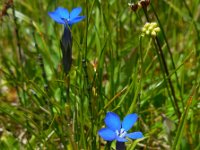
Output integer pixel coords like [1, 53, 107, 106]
[0, 0, 199, 149]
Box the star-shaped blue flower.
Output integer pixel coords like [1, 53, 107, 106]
[98, 112, 143, 142]
[48, 7, 85, 26]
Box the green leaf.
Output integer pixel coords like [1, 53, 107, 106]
[172, 88, 195, 150]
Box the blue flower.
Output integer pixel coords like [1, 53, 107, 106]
[48, 7, 85, 26]
[98, 112, 143, 142]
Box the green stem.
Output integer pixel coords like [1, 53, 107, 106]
[154, 36, 181, 118]
[150, 3, 184, 108]
[143, 8, 181, 119]
[12, 3, 26, 105]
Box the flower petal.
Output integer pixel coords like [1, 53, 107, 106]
[105, 112, 121, 131]
[116, 136, 128, 142]
[122, 113, 138, 131]
[69, 16, 85, 25]
[126, 132, 143, 139]
[98, 128, 116, 141]
[56, 7, 70, 19]
[70, 7, 82, 20]
[48, 12, 65, 24]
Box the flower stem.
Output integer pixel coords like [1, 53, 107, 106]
[116, 142, 126, 150]
[150, 3, 184, 109]
[142, 7, 181, 119]
[12, 3, 26, 105]
[154, 36, 181, 118]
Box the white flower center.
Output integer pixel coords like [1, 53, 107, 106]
[116, 128, 127, 138]
[62, 18, 70, 24]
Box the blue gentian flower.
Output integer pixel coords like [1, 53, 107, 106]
[48, 7, 85, 74]
[48, 7, 85, 26]
[98, 112, 143, 142]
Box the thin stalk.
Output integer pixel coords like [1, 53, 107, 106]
[137, 10, 178, 117]
[138, 36, 143, 114]
[12, 4, 23, 64]
[32, 30, 49, 106]
[150, 3, 184, 108]
[79, 85, 87, 149]
[84, 0, 95, 148]
[143, 8, 181, 119]
[172, 87, 195, 150]
[12, 3, 26, 105]
[32, 31, 48, 87]
[182, 0, 200, 86]
[182, 0, 200, 40]
[154, 36, 180, 117]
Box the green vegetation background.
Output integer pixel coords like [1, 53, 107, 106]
[0, 0, 199, 149]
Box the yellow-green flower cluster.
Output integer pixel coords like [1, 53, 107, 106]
[142, 22, 160, 37]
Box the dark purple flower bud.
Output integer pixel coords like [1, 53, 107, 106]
[140, 0, 150, 8]
[60, 26, 72, 74]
